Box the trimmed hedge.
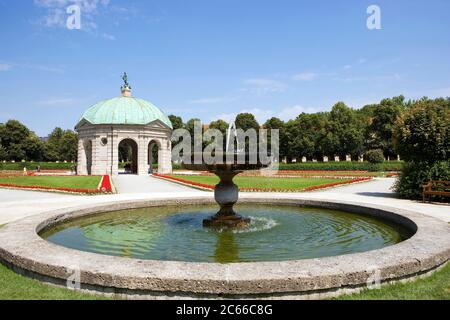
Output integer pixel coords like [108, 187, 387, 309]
[0, 162, 75, 171]
[365, 149, 385, 164]
[278, 161, 402, 172]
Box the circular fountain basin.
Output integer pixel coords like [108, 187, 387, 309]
[0, 197, 449, 299]
[40, 204, 411, 263]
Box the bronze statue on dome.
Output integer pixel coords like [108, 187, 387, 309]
[122, 72, 131, 89]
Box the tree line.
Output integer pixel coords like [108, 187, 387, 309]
[1, 95, 448, 168]
[169, 95, 449, 162]
[0, 120, 78, 162]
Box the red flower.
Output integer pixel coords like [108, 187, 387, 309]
[98, 175, 113, 193]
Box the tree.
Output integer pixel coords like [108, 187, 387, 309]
[235, 113, 260, 132]
[234, 113, 260, 155]
[0, 120, 30, 148]
[0, 120, 44, 161]
[185, 118, 201, 137]
[394, 98, 450, 200]
[185, 118, 202, 154]
[366, 96, 406, 158]
[395, 98, 449, 163]
[168, 115, 184, 131]
[7, 144, 26, 161]
[59, 130, 78, 161]
[209, 119, 229, 136]
[0, 144, 6, 160]
[285, 113, 329, 160]
[24, 134, 44, 161]
[325, 102, 364, 158]
[43, 127, 63, 161]
[264, 117, 288, 158]
[43, 128, 78, 161]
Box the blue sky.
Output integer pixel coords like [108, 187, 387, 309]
[0, 0, 449, 136]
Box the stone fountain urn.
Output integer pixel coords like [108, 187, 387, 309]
[183, 161, 267, 229]
[181, 121, 272, 229]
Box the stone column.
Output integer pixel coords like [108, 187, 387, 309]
[138, 136, 149, 176]
[93, 137, 110, 175]
[158, 139, 173, 174]
[77, 139, 87, 175]
[110, 133, 119, 176]
[90, 138, 102, 175]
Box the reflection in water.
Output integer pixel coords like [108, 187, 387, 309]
[214, 232, 239, 263]
[40, 204, 412, 263]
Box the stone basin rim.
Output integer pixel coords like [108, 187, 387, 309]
[0, 197, 449, 298]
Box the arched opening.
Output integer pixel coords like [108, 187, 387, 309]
[119, 139, 138, 175]
[148, 140, 160, 174]
[84, 140, 93, 175]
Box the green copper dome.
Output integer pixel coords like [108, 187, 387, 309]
[77, 96, 172, 129]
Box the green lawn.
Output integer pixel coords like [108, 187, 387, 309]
[273, 171, 387, 177]
[0, 176, 101, 190]
[338, 262, 450, 300]
[168, 174, 350, 190]
[0, 263, 107, 300]
[0, 261, 448, 300]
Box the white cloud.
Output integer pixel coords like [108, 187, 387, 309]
[189, 97, 227, 105]
[278, 105, 321, 120]
[292, 72, 317, 81]
[213, 108, 275, 124]
[22, 63, 65, 74]
[242, 108, 276, 123]
[100, 33, 115, 40]
[37, 98, 78, 106]
[212, 112, 238, 123]
[0, 61, 64, 74]
[243, 78, 287, 94]
[0, 63, 12, 72]
[428, 87, 450, 97]
[341, 58, 367, 70]
[33, 0, 114, 38]
[34, 0, 110, 13]
[406, 86, 450, 99]
[357, 58, 367, 64]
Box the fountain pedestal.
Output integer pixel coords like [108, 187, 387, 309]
[203, 169, 250, 229]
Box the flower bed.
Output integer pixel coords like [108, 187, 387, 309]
[154, 174, 372, 192]
[99, 175, 113, 193]
[386, 172, 400, 178]
[0, 175, 113, 194]
[155, 174, 214, 191]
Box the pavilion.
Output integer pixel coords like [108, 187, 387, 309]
[75, 74, 173, 176]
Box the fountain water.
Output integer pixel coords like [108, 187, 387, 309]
[182, 120, 269, 229]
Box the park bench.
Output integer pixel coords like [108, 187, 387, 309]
[422, 180, 450, 202]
